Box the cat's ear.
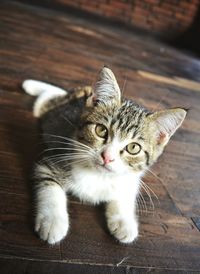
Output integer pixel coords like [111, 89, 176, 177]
[148, 108, 187, 146]
[87, 67, 121, 107]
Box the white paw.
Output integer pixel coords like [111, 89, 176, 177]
[107, 217, 138, 243]
[35, 213, 69, 244]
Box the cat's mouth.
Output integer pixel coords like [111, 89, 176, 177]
[96, 163, 114, 173]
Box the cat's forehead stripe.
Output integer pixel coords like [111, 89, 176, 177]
[112, 102, 146, 139]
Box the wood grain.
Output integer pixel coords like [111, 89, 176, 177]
[0, 1, 200, 272]
[138, 70, 200, 92]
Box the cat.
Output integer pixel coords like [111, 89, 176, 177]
[22, 67, 187, 245]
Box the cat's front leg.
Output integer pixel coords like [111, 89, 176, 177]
[34, 165, 69, 244]
[35, 184, 69, 244]
[106, 199, 138, 244]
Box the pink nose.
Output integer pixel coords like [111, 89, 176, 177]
[101, 151, 115, 165]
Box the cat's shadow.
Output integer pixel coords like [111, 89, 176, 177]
[4, 109, 42, 234]
[68, 194, 108, 234]
[95, 204, 110, 236]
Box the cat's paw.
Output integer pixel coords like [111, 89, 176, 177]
[35, 213, 69, 244]
[107, 217, 138, 244]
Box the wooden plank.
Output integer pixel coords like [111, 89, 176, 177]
[2, 257, 192, 274]
[0, 93, 39, 195]
[0, 1, 200, 272]
[137, 70, 200, 92]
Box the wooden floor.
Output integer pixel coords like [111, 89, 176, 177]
[0, 1, 200, 273]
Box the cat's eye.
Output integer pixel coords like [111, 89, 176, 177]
[126, 142, 141, 155]
[95, 124, 108, 139]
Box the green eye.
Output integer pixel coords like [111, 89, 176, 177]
[95, 124, 108, 138]
[126, 142, 141, 155]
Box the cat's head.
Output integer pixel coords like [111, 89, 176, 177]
[77, 67, 187, 175]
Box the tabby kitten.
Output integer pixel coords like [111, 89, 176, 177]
[23, 67, 186, 244]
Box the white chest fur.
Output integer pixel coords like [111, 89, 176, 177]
[68, 165, 141, 204]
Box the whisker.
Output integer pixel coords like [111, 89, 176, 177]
[136, 194, 145, 213]
[62, 158, 90, 168]
[43, 152, 91, 162]
[43, 155, 90, 164]
[141, 185, 155, 211]
[140, 179, 159, 201]
[138, 190, 148, 213]
[40, 146, 94, 155]
[146, 168, 163, 185]
[139, 179, 159, 212]
[137, 192, 144, 210]
[40, 156, 90, 168]
[38, 143, 95, 160]
[42, 134, 92, 150]
[40, 140, 93, 152]
[61, 114, 76, 129]
[50, 157, 89, 166]
[151, 88, 171, 112]
[42, 142, 92, 151]
[121, 77, 127, 97]
[43, 152, 89, 160]
[140, 181, 154, 206]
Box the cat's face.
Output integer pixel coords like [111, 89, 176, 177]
[78, 102, 148, 175]
[76, 67, 187, 175]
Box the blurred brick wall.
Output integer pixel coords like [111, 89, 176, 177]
[56, 0, 199, 37]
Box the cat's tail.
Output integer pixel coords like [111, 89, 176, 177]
[22, 80, 67, 118]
